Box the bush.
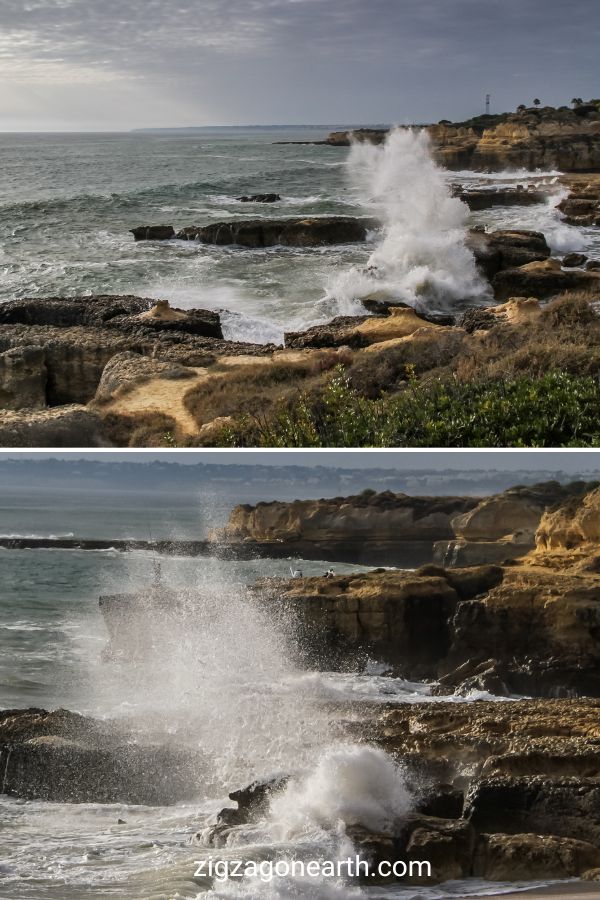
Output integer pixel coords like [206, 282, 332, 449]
[222, 369, 600, 448]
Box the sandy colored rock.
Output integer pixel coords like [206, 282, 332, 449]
[0, 405, 105, 447]
[355, 307, 441, 343]
[536, 486, 600, 550]
[0, 345, 47, 410]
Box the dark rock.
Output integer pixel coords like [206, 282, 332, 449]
[467, 229, 550, 280]
[0, 708, 202, 804]
[177, 217, 376, 248]
[237, 194, 281, 203]
[284, 315, 371, 349]
[0, 295, 152, 329]
[130, 225, 175, 241]
[563, 252, 588, 268]
[0, 296, 223, 341]
[459, 189, 546, 210]
[229, 775, 289, 816]
[473, 832, 600, 881]
[492, 265, 599, 301]
[586, 260, 600, 271]
[417, 786, 464, 819]
[465, 776, 600, 846]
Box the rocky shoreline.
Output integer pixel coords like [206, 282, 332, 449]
[1, 217, 599, 446]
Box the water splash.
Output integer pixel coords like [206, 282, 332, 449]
[328, 128, 490, 312]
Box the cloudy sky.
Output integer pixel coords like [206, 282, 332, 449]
[1, 0, 598, 131]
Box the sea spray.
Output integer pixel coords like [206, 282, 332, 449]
[328, 128, 490, 312]
[269, 744, 412, 837]
[95, 556, 416, 892]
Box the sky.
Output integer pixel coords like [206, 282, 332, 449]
[1, 0, 598, 132]
[5, 450, 600, 473]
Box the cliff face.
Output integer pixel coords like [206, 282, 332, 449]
[211, 491, 479, 566]
[254, 482, 600, 696]
[216, 482, 596, 569]
[216, 492, 477, 542]
[327, 106, 600, 172]
[536, 485, 600, 551]
[434, 481, 597, 567]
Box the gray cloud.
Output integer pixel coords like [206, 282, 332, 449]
[0, 0, 598, 128]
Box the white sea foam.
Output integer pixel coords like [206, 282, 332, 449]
[327, 128, 490, 312]
[269, 744, 412, 838]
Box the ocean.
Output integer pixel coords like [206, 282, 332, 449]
[2, 127, 597, 345]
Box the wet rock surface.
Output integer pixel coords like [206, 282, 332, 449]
[0, 708, 202, 804]
[172, 216, 377, 247]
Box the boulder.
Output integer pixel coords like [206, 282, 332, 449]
[458, 189, 547, 210]
[0, 345, 47, 410]
[468, 229, 550, 279]
[492, 260, 599, 301]
[0, 405, 105, 447]
[563, 252, 588, 268]
[130, 225, 175, 241]
[237, 194, 281, 203]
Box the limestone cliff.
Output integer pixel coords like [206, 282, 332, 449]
[434, 481, 597, 567]
[210, 490, 479, 566]
[326, 105, 600, 172]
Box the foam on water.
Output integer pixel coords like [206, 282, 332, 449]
[327, 128, 491, 312]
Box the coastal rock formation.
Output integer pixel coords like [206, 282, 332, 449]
[492, 258, 600, 301]
[536, 484, 600, 550]
[0, 345, 47, 410]
[0, 708, 202, 804]
[210, 490, 479, 567]
[325, 105, 600, 172]
[237, 193, 281, 203]
[173, 216, 376, 247]
[259, 482, 600, 696]
[433, 481, 587, 567]
[558, 183, 600, 226]
[207, 699, 600, 884]
[0, 405, 105, 447]
[218, 481, 592, 570]
[130, 225, 175, 241]
[457, 188, 547, 210]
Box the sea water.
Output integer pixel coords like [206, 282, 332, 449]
[1, 127, 596, 345]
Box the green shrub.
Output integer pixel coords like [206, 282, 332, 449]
[222, 369, 600, 448]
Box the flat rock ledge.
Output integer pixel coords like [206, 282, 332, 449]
[132, 216, 378, 247]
